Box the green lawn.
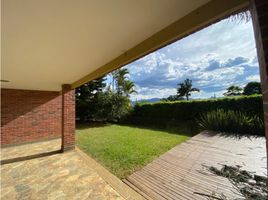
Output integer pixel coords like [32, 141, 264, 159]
[76, 124, 189, 179]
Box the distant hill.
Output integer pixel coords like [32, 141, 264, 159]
[132, 98, 161, 105]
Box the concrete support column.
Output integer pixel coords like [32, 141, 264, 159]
[61, 84, 75, 152]
[250, 0, 268, 175]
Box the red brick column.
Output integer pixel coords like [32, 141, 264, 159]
[250, 0, 268, 175]
[61, 84, 75, 152]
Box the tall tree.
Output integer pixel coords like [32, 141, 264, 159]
[111, 68, 136, 97]
[76, 77, 106, 98]
[122, 80, 137, 97]
[112, 68, 129, 94]
[111, 71, 117, 91]
[177, 79, 200, 100]
[75, 77, 106, 121]
[243, 82, 261, 95]
[223, 85, 243, 96]
[117, 68, 129, 94]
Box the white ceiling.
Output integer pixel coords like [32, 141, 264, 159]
[1, 0, 210, 91]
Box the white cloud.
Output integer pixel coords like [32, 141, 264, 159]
[130, 86, 176, 101]
[246, 75, 260, 82]
[118, 18, 261, 100]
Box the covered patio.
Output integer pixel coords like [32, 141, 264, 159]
[1, 147, 124, 199]
[1, 0, 268, 199]
[1, 139, 144, 199]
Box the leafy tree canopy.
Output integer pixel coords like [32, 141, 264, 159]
[75, 68, 136, 122]
[76, 77, 106, 121]
[223, 85, 243, 96]
[177, 79, 200, 100]
[161, 95, 184, 102]
[112, 68, 136, 97]
[243, 82, 261, 95]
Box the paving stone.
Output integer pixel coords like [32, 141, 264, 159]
[1, 140, 124, 199]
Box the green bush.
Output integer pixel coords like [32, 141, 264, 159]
[77, 90, 130, 122]
[92, 91, 130, 122]
[128, 95, 264, 135]
[197, 109, 264, 135]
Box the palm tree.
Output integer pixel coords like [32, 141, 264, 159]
[123, 80, 137, 97]
[110, 68, 137, 97]
[177, 79, 200, 100]
[117, 68, 129, 88]
[112, 68, 129, 94]
[229, 10, 251, 23]
[111, 71, 118, 91]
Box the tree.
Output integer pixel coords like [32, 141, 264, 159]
[177, 79, 200, 100]
[112, 68, 129, 94]
[243, 82, 261, 95]
[229, 10, 251, 23]
[161, 95, 184, 102]
[122, 80, 137, 97]
[111, 68, 136, 97]
[75, 77, 106, 121]
[91, 89, 130, 122]
[76, 68, 136, 122]
[223, 85, 243, 96]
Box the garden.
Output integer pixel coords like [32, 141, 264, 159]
[75, 68, 264, 182]
[76, 124, 189, 178]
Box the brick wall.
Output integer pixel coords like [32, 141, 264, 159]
[250, 0, 268, 174]
[61, 85, 75, 151]
[1, 89, 62, 146]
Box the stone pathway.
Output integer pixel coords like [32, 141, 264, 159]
[1, 138, 126, 200]
[1, 150, 124, 200]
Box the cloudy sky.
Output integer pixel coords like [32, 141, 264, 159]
[108, 17, 260, 101]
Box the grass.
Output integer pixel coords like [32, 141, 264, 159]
[76, 123, 190, 179]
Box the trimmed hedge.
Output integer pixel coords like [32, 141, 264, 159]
[129, 95, 263, 130]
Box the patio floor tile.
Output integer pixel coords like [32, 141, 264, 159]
[1, 142, 124, 200]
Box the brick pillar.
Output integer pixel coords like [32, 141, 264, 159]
[250, 0, 268, 175]
[61, 84, 75, 152]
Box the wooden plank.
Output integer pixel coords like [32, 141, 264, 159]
[123, 179, 153, 200]
[141, 161, 242, 198]
[126, 132, 266, 200]
[133, 168, 206, 200]
[128, 175, 173, 200]
[141, 162, 238, 195]
[130, 173, 187, 200]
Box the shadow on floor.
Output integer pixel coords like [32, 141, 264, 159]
[1, 138, 62, 165]
[1, 149, 61, 165]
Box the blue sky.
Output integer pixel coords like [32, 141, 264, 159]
[108, 17, 260, 100]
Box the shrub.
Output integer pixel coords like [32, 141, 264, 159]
[77, 90, 130, 122]
[132, 95, 262, 120]
[128, 95, 263, 135]
[197, 109, 264, 136]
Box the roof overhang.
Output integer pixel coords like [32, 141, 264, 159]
[1, 0, 249, 91]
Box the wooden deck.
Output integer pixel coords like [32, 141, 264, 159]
[123, 131, 267, 200]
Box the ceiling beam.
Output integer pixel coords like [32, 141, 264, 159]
[71, 0, 249, 89]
